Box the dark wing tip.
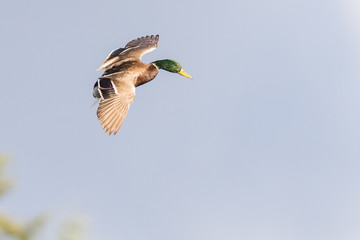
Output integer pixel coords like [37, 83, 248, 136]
[154, 34, 159, 46]
[125, 34, 160, 48]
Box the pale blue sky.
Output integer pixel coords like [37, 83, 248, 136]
[1, 0, 360, 239]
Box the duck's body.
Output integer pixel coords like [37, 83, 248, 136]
[100, 61, 159, 87]
[93, 35, 192, 135]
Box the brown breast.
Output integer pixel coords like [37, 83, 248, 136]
[135, 64, 159, 87]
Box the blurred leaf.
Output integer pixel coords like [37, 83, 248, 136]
[57, 217, 91, 240]
[0, 156, 12, 197]
[0, 156, 46, 240]
[0, 156, 93, 240]
[0, 214, 28, 240]
[26, 215, 47, 239]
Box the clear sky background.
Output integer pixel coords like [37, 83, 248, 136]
[1, 0, 360, 239]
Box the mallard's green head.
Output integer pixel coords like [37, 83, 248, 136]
[152, 59, 192, 79]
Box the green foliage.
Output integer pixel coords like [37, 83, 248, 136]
[0, 156, 12, 197]
[0, 155, 91, 240]
[57, 218, 90, 240]
[0, 214, 46, 240]
[0, 155, 45, 240]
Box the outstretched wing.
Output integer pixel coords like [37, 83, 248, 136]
[96, 76, 135, 135]
[98, 35, 159, 70]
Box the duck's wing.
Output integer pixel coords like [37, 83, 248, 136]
[98, 35, 159, 70]
[96, 75, 135, 135]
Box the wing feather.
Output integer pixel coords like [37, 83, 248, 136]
[97, 81, 135, 135]
[98, 35, 159, 70]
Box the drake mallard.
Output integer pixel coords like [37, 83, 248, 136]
[93, 35, 192, 135]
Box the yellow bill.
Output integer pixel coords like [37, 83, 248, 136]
[178, 68, 192, 79]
